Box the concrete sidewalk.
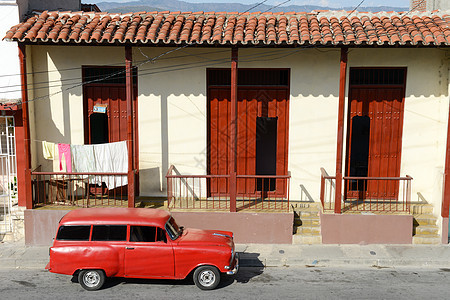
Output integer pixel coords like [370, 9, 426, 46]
[2, 241, 450, 269]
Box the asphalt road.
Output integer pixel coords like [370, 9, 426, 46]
[1, 266, 450, 299]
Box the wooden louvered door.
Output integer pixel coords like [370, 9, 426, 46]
[208, 87, 289, 197]
[84, 85, 137, 145]
[83, 66, 139, 195]
[346, 87, 405, 200]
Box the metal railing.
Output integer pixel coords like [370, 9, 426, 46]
[342, 175, 412, 213]
[31, 171, 128, 208]
[0, 155, 13, 233]
[166, 165, 290, 212]
[320, 168, 336, 212]
[320, 167, 412, 213]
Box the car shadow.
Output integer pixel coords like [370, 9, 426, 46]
[71, 252, 265, 290]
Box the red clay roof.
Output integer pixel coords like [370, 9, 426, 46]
[4, 10, 450, 46]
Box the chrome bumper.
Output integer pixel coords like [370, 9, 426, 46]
[226, 253, 239, 275]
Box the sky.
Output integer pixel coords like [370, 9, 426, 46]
[93, 0, 410, 9]
[186, 0, 410, 8]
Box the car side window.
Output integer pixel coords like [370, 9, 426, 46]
[56, 225, 90, 241]
[92, 225, 127, 241]
[130, 226, 167, 243]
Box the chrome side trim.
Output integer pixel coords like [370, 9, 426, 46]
[213, 233, 231, 238]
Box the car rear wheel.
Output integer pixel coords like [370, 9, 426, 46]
[78, 269, 106, 291]
[193, 266, 220, 290]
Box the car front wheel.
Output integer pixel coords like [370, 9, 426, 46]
[78, 269, 106, 291]
[193, 266, 220, 290]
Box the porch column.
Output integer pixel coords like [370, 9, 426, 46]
[334, 47, 348, 214]
[229, 47, 238, 213]
[18, 44, 32, 209]
[125, 46, 135, 208]
[441, 91, 450, 242]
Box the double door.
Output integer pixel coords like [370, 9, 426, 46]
[208, 88, 289, 197]
[346, 87, 404, 200]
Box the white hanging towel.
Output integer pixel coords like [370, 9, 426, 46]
[71, 144, 96, 181]
[71, 144, 96, 173]
[42, 141, 56, 160]
[93, 141, 128, 189]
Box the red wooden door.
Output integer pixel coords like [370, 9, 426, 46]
[83, 84, 139, 194]
[84, 85, 137, 144]
[346, 87, 404, 199]
[208, 88, 289, 197]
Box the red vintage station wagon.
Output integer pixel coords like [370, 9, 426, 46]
[46, 208, 239, 290]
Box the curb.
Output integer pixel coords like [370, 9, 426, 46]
[1, 257, 450, 270]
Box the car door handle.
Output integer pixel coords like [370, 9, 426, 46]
[126, 247, 135, 250]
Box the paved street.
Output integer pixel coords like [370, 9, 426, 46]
[1, 266, 450, 299]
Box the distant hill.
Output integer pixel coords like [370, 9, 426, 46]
[97, 0, 408, 14]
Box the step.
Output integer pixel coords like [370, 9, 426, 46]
[414, 225, 439, 236]
[413, 235, 441, 245]
[414, 214, 437, 226]
[296, 210, 320, 218]
[292, 235, 322, 245]
[291, 202, 321, 209]
[295, 225, 321, 235]
[411, 204, 434, 215]
[299, 217, 320, 226]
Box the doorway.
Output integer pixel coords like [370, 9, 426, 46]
[207, 69, 289, 197]
[256, 116, 278, 191]
[345, 68, 406, 200]
[82, 66, 139, 194]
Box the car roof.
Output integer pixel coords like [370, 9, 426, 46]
[59, 208, 171, 227]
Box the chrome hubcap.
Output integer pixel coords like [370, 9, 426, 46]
[83, 271, 100, 287]
[199, 270, 215, 287]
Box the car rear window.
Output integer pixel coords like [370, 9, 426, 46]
[56, 225, 90, 241]
[92, 225, 127, 241]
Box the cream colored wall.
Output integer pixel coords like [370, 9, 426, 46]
[30, 45, 124, 171]
[136, 47, 341, 198]
[239, 48, 341, 203]
[136, 47, 220, 195]
[28, 46, 449, 208]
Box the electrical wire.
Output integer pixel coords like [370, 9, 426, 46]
[401, 0, 427, 15]
[345, 0, 365, 20]
[0, 46, 314, 94]
[262, 0, 291, 13]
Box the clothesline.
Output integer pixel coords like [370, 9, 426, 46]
[42, 140, 128, 190]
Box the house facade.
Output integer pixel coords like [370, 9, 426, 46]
[3, 9, 450, 244]
[0, 0, 84, 240]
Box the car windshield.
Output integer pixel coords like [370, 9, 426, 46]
[165, 217, 182, 240]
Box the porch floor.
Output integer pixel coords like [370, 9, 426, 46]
[34, 196, 290, 212]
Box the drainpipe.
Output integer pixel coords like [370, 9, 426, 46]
[18, 44, 32, 209]
[125, 46, 135, 208]
[229, 47, 238, 213]
[334, 47, 348, 214]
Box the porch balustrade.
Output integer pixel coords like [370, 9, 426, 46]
[166, 165, 290, 212]
[320, 167, 412, 213]
[31, 169, 129, 208]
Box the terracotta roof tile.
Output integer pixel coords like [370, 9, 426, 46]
[3, 10, 450, 46]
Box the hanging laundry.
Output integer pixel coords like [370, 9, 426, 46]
[42, 141, 56, 160]
[93, 141, 128, 190]
[58, 143, 72, 172]
[71, 144, 95, 173]
[109, 141, 128, 189]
